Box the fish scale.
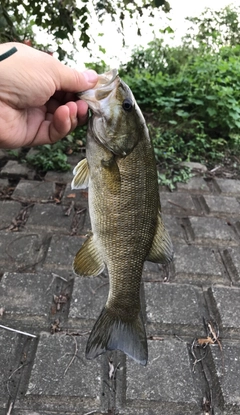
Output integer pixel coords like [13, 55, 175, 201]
[72, 69, 173, 365]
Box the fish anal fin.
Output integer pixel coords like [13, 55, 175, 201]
[86, 307, 148, 366]
[71, 158, 89, 189]
[147, 211, 174, 264]
[73, 234, 105, 277]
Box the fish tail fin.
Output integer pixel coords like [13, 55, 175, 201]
[86, 307, 148, 366]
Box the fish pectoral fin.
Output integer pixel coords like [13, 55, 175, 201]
[101, 156, 121, 194]
[73, 234, 105, 276]
[86, 307, 148, 366]
[146, 211, 174, 264]
[71, 158, 89, 189]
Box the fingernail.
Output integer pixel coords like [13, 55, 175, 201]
[83, 69, 98, 84]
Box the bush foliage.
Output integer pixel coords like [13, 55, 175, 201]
[119, 5, 240, 186]
[121, 45, 240, 136]
[24, 5, 240, 187]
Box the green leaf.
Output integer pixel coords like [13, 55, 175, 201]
[99, 45, 106, 54]
[154, 0, 166, 7]
[176, 110, 189, 118]
[159, 25, 174, 34]
[206, 107, 217, 116]
[206, 95, 217, 100]
[229, 111, 240, 120]
[189, 99, 204, 105]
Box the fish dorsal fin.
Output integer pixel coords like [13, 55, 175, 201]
[71, 158, 89, 189]
[73, 234, 105, 276]
[146, 212, 174, 264]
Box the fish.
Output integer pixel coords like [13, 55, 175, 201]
[71, 69, 173, 366]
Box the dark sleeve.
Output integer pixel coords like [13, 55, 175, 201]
[0, 46, 18, 62]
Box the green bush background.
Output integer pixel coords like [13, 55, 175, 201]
[22, 5, 240, 188]
[116, 6, 240, 187]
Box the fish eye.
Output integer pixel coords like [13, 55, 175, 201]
[122, 99, 133, 112]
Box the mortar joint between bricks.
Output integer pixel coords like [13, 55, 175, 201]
[204, 178, 222, 195]
[194, 195, 210, 215]
[178, 217, 195, 244]
[220, 249, 240, 285]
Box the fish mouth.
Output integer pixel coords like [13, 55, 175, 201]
[94, 68, 118, 88]
[78, 69, 119, 112]
[79, 69, 137, 157]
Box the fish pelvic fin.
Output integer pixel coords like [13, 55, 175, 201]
[73, 234, 105, 276]
[86, 307, 148, 366]
[147, 211, 174, 264]
[71, 158, 89, 189]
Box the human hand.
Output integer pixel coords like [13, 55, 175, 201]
[0, 42, 98, 149]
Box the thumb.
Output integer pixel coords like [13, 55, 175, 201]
[55, 62, 98, 93]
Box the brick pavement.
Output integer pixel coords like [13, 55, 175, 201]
[0, 158, 240, 414]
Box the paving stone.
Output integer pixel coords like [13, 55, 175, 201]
[26, 204, 73, 233]
[69, 275, 109, 322]
[1, 160, 32, 178]
[44, 235, 85, 270]
[145, 283, 204, 336]
[227, 247, 240, 282]
[74, 207, 91, 236]
[142, 261, 174, 284]
[44, 170, 73, 183]
[12, 179, 55, 202]
[127, 339, 198, 408]
[120, 406, 201, 415]
[143, 260, 164, 278]
[0, 200, 21, 230]
[180, 161, 207, 173]
[0, 178, 8, 188]
[204, 195, 240, 217]
[1, 173, 240, 413]
[176, 177, 210, 193]
[26, 148, 39, 158]
[26, 332, 101, 398]
[61, 193, 91, 236]
[67, 153, 84, 168]
[0, 272, 54, 322]
[173, 245, 223, 284]
[0, 331, 19, 406]
[0, 232, 42, 273]
[162, 214, 186, 242]
[62, 183, 89, 208]
[12, 412, 103, 415]
[189, 216, 239, 245]
[209, 342, 240, 412]
[215, 178, 240, 196]
[207, 285, 240, 336]
[160, 192, 197, 215]
[14, 398, 101, 414]
[0, 149, 8, 160]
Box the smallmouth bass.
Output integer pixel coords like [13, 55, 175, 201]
[72, 69, 173, 365]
